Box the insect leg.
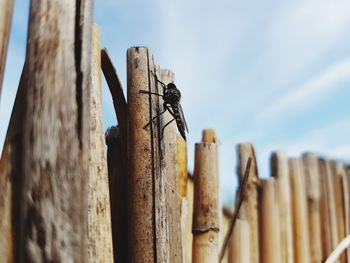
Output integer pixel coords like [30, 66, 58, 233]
[161, 118, 175, 139]
[143, 108, 167, 129]
[139, 90, 163, 96]
[150, 70, 167, 93]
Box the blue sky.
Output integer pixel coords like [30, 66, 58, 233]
[1, 0, 350, 206]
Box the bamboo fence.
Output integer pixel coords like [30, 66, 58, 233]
[0, 4, 349, 262]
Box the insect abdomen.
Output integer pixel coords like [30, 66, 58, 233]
[172, 104, 186, 140]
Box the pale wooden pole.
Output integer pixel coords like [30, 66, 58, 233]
[318, 159, 335, 258]
[228, 219, 251, 263]
[127, 47, 169, 262]
[332, 161, 347, 263]
[4, 0, 93, 261]
[302, 153, 323, 262]
[289, 158, 311, 263]
[341, 169, 350, 263]
[236, 143, 259, 263]
[192, 141, 219, 263]
[0, 62, 27, 263]
[160, 68, 183, 262]
[271, 151, 294, 263]
[258, 178, 282, 263]
[177, 134, 189, 263]
[86, 25, 113, 263]
[0, 0, 14, 96]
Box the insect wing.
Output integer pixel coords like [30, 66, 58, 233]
[178, 103, 188, 133]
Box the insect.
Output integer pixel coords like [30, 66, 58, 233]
[139, 71, 188, 141]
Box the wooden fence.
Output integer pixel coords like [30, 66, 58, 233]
[0, 4, 349, 262]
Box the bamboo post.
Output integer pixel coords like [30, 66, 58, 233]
[228, 219, 251, 263]
[127, 47, 169, 262]
[177, 134, 188, 263]
[0, 62, 26, 263]
[0, 0, 14, 96]
[302, 153, 323, 262]
[289, 158, 310, 263]
[192, 140, 219, 263]
[332, 161, 347, 263]
[2, 1, 93, 261]
[86, 25, 113, 263]
[258, 178, 282, 263]
[271, 151, 294, 263]
[236, 143, 259, 263]
[160, 69, 182, 262]
[341, 168, 350, 263]
[101, 48, 128, 262]
[318, 159, 334, 258]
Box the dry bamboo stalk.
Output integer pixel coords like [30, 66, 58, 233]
[236, 143, 259, 263]
[289, 158, 311, 263]
[160, 69, 182, 262]
[324, 160, 340, 249]
[127, 47, 169, 262]
[192, 142, 219, 263]
[10, 1, 93, 261]
[0, 62, 26, 263]
[202, 129, 217, 143]
[271, 151, 294, 263]
[228, 219, 251, 263]
[177, 134, 188, 263]
[258, 178, 282, 263]
[86, 25, 113, 263]
[319, 159, 334, 258]
[332, 161, 347, 263]
[302, 153, 323, 263]
[0, 0, 14, 96]
[341, 171, 350, 263]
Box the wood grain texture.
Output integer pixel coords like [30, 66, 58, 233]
[289, 158, 310, 263]
[192, 142, 219, 263]
[302, 153, 323, 263]
[127, 47, 168, 262]
[258, 178, 282, 263]
[160, 69, 183, 262]
[228, 219, 251, 263]
[236, 143, 259, 263]
[86, 25, 113, 263]
[0, 0, 14, 96]
[271, 152, 294, 263]
[18, 1, 93, 262]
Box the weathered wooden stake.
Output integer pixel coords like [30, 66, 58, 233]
[271, 151, 294, 263]
[236, 143, 260, 263]
[302, 153, 323, 262]
[289, 158, 310, 263]
[86, 25, 113, 263]
[258, 178, 282, 263]
[228, 219, 251, 263]
[127, 47, 169, 262]
[192, 141, 219, 263]
[160, 68, 182, 262]
[0, 0, 14, 96]
[2, 0, 94, 262]
[318, 159, 333, 258]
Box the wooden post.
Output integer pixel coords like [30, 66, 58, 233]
[302, 153, 323, 262]
[289, 158, 310, 263]
[341, 168, 350, 263]
[101, 48, 128, 262]
[332, 161, 347, 263]
[258, 178, 282, 263]
[0, 62, 27, 263]
[86, 25, 113, 263]
[160, 69, 182, 262]
[271, 152, 294, 263]
[236, 143, 259, 263]
[228, 219, 251, 263]
[2, 0, 93, 261]
[318, 159, 335, 258]
[192, 141, 219, 263]
[0, 0, 14, 96]
[127, 47, 169, 262]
